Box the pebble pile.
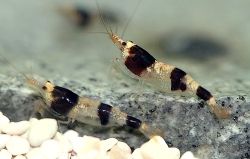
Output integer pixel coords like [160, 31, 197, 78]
[0, 111, 198, 159]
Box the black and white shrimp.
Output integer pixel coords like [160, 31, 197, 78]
[97, 8, 230, 119]
[0, 54, 163, 139]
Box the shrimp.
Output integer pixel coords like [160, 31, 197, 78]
[96, 4, 230, 119]
[0, 54, 163, 139]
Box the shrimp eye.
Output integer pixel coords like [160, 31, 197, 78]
[122, 42, 126, 46]
[42, 86, 47, 90]
[130, 41, 133, 43]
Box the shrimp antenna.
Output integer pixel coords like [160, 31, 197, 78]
[0, 54, 29, 80]
[121, 0, 142, 38]
[95, 0, 112, 39]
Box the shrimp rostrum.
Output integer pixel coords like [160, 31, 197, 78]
[0, 55, 163, 139]
[102, 31, 230, 119]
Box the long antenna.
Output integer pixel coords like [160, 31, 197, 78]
[0, 54, 29, 80]
[95, 0, 112, 39]
[121, 0, 142, 38]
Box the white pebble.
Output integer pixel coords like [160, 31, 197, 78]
[28, 118, 58, 147]
[110, 141, 132, 159]
[76, 135, 100, 159]
[70, 155, 78, 159]
[21, 129, 30, 139]
[40, 139, 61, 159]
[100, 138, 118, 152]
[180, 151, 195, 159]
[169, 148, 180, 159]
[2, 121, 30, 135]
[63, 130, 79, 140]
[0, 115, 10, 133]
[58, 152, 70, 159]
[54, 132, 72, 152]
[6, 136, 30, 155]
[26, 147, 45, 159]
[0, 149, 12, 159]
[0, 134, 11, 149]
[140, 136, 180, 159]
[13, 155, 27, 159]
[132, 148, 143, 159]
[29, 118, 38, 126]
[21, 118, 38, 139]
[78, 149, 99, 159]
[70, 137, 85, 153]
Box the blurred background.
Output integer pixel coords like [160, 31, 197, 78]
[0, 0, 250, 93]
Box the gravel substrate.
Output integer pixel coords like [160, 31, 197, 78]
[0, 111, 198, 159]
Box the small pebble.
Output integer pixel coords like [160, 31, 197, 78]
[132, 148, 143, 159]
[100, 138, 118, 152]
[76, 135, 100, 159]
[58, 152, 70, 159]
[0, 134, 11, 149]
[54, 132, 72, 153]
[6, 135, 30, 155]
[140, 136, 180, 159]
[70, 137, 85, 153]
[13, 155, 27, 159]
[0, 115, 10, 133]
[29, 118, 38, 126]
[180, 151, 195, 159]
[28, 118, 58, 147]
[63, 130, 79, 140]
[26, 147, 45, 159]
[169, 148, 181, 159]
[110, 141, 132, 159]
[40, 139, 61, 159]
[21, 129, 30, 139]
[0, 149, 12, 159]
[2, 121, 30, 135]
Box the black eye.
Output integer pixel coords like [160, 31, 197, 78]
[130, 41, 133, 43]
[122, 42, 126, 46]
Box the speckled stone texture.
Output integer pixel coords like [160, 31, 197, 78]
[0, 1, 250, 159]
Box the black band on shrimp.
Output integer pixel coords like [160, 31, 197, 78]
[97, 103, 112, 125]
[125, 45, 156, 76]
[196, 86, 213, 101]
[51, 86, 79, 115]
[126, 115, 142, 129]
[170, 67, 187, 91]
